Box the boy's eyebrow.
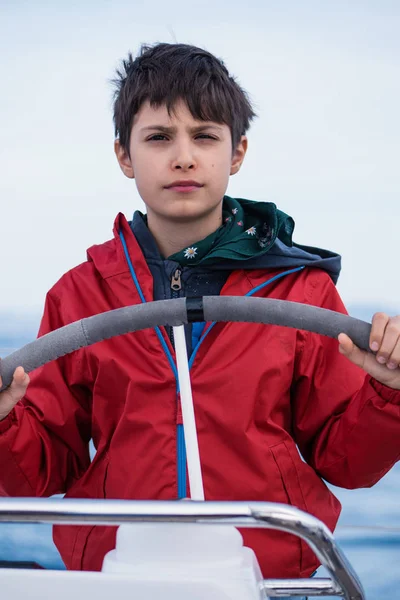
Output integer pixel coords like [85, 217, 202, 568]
[140, 124, 224, 134]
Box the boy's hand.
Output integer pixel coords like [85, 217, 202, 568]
[338, 313, 400, 390]
[0, 366, 30, 421]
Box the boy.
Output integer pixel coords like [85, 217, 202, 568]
[0, 43, 399, 586]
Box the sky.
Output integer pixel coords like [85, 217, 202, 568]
[1, 0, 399, 323]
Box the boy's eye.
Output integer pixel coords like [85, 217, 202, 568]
[146, 133, 217, 142]
[148, 134, 168, 141]
[196, 134, 216, 140]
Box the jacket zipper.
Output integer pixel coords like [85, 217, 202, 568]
[119, 230, 305, 501]
[170, 268, 187, 498]
[171, 268, 182, 293]
[169, 268, 182, 348]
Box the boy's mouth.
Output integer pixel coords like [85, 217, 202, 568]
[165, 180, 204, 193]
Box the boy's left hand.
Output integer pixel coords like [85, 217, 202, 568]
[338, 312, 400, 390]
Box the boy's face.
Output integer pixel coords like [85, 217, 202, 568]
[115, 99, 247, 226]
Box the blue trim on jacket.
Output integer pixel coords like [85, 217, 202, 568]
[120, 221, 310, 498]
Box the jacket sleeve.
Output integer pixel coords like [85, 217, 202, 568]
[0, 288, 92, 497]
[292, 270, 400, 489]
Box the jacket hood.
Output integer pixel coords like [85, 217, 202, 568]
[86, 210, 342, 286]
[209, 239, 342, 284]
[129, 209, 342, 284]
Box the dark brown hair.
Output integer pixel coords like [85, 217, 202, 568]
[113, 43, 256, 152]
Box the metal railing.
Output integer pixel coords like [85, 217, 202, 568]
[0, 497, 364, 599]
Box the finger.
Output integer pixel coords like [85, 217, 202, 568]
[374, 317, 400, 366]
[387, 336, 400, 370]
[6, 367, 30, 402]
[0, 367, 30, 421]
[338, 333, 367, 370]
[12, 366, 30, 387]
[369, 312, 390, 352]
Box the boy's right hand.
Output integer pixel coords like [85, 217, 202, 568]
[0, 366, 30, 421]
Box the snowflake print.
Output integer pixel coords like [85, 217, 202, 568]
[237, 220, 243, 226]
[184, 247, 198, 259]
[232, 208, 238, 215]
[246, 226, 256, 236]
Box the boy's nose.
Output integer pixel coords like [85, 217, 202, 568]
[173, 160, 195, 170]
[171, 144, 197, 170]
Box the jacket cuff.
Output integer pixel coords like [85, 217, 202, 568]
[0, 409, 17, 434]
[369, 377, 400, 405]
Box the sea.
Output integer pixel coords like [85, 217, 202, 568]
[0, 304, 399, 599]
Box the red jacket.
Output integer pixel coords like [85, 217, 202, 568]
[0, 214, 399, 578]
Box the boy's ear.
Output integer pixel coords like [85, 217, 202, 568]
[114, 140, 135, 179]
[230, 136, 248, 176]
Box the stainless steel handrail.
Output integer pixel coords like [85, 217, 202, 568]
[261, 578, 341, 597]
[0, 498, 364, 600]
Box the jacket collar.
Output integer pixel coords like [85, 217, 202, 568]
[85, 211, 342, 293]
[128, 211, 342, 284]
[86, 213, 154, 302]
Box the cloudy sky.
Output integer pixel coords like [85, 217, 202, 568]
[1, 0, 399, 322]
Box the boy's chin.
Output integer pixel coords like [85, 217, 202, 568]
[144, 194, 225, 224]
[163, 210, 213, 223]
